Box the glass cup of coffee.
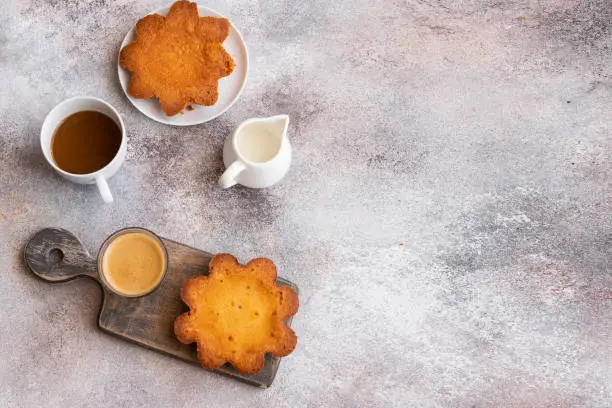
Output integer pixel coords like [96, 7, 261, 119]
[98, 227, 168, 297]
[40, 96, 127, 203]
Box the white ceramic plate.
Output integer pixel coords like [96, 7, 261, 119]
[117, 5, 248, 126]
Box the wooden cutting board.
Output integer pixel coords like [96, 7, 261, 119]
[24, 228, 298, 388]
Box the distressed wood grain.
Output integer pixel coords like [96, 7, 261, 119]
[24, 228, 298, 388]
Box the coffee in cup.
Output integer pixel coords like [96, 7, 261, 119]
[40, 96, 127, 203]
[98, 228, 168, 297]
[51, 111, 122, 175]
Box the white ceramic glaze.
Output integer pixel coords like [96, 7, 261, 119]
[219, 115, 292, 189]
[40, 96, 127, 203]
[117, 5, 249, 126]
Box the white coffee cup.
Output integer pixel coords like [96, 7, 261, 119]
[40, 96, 127, 203]
[219, 115, 291, 189]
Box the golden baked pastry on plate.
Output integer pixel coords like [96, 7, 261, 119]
[120, 0, 234, 116]
[117, 1, 248, 125]
[174, 254, 299, 375]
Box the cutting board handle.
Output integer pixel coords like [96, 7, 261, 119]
[24, 228, 99, 282]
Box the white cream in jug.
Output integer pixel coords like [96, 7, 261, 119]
[237, 122, 282, 163]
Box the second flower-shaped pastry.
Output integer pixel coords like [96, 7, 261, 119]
[120, 0, 235, 116]
[174, 254, 299, 374]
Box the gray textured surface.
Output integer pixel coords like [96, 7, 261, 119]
[0, 0, 611, 406]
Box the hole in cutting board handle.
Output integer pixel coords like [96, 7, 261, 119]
[25, 228, 99, 282]
[48, 248, 64, 265]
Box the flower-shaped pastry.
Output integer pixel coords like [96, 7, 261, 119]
[174, 254, 299, 374]
[119, 0, 235, 116]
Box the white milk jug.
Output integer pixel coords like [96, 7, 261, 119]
[219, 115, 292, 189]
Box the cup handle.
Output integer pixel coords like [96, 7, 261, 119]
[96, 175, 113, 203]
[219, 161, 246, 189]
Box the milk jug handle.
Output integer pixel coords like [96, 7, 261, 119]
[218, 161, 246, 189]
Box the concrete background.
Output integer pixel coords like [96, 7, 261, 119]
[1, 0, 610, 406]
